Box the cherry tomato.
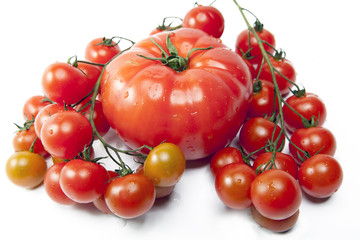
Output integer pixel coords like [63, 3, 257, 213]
[283, 92, 327, 132]
[144, 143, 186, 187]
[40, 111, 93, 159]
[85, 37, 121, 64]
[75, 100, 110, 137]
[59, 159, 108, 203]
[239, 117, 284, 159]
[93, 170, 118, 214]
[44, 162, 77, 205]
[253, 152, 298, 179]
[182, 5, 225, 38]
[34, 103, 75, 137]
[101, 28, 252, 160]
[235, 23, 276, 66]
[104, 173, 156, 219]
[298, 154, 343, 198]
[289, 127, 336, 164]
[256, 57, 296, 96]
[251, 169, 302, 220]
[13, 125, 48, 157]
[76, 62, 102, 92]
[42, 62, 91, 105]
[22, 95, 51, 121]
[6, 151, 47, 189]
[251, 206, 299, 233]
[247, 80, 279, 119]
[210, 147, 246, 176]
[215, 163, 256, 209]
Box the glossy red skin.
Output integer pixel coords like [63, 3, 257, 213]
[182, 5, 225, 38]
[77, 62, 102, 91]
[44, 162, 77, 205]
[13, 125, 48, 157]
[235, 28, 275, 66]
[22, 95, 51, 121]
[93, 171, 118, 214]
[34, 104, 75, 137]
[85, 37, 121, 64]
[40, 111, 93, 159]
[289, 127, 336, 165]
[104, 173, 156, 219]
[257, 58, 296, 96]
[239, 117, 284, 159]
[59, 159, 109, 203]
[242, 57, 256, 79]
[283, 93, 327, 133]
[251, 169, 302, 220]
[101, 28, 252, 160]
[210, 147, 246, 176]
[215, 163, 256, 209]
[75, 100, 110, 137]
[42, 62, 90, 105]
[298, 154, 343, 198]
[247, 80, 279, 119]
[253, 152, 298, 179]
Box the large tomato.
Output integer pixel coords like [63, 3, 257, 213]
[101, 28, 252, 160]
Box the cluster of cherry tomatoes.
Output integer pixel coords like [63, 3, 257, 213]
[5, 0, 342, 232]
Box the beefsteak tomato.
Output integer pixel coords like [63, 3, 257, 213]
[101, 28, 252, 160]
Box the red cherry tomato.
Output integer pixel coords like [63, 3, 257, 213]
[77, 62, 102, 91]
[44, 162, 77, 205]
[252, 152, 298, 179]
[22, 95, 51, 121]
[104, 173, 156, 219]
[289, 127, 336, 165]
[182, 5, 225, 38]
[210, 147, 246, 176]
[251, 169, 302, 220]
[101, 28, 252, 160]
[283, 92, 327, 132]
[42, 62, 91, 105]
[59, 159, 109, 203]
[298, 154, 343, 198]
[215, 163, 256, 209]
[239, 117, 284, 159]
[93, 170, 118, 214]
[85, 37, 121, 64]
[13, 125, 48, 157]
[256, 57, 296, 96]
[40, 111, 93, 159]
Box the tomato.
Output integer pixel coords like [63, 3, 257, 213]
[104, 173, 156, 219]
[22, 95, 51, 120]
[235, 23, 276, 66]
[247, 79, 279, 119]
[251, 169, 302, 220]
[144, 142, 186, 187]
[76, 62, 102, 91]
[13, 125, 48, 157]
[289, 127, 336, 164]
[40, 111, 93, 159]
[101, 28, 252, 160]
[75, 100, 110, 137]
[215, 163, 256, 209]
[298, 154, 343, 198]
[283, 92, 327, 132]
[182, 5, 225, 38]
[59, 159, 108, 203]
[239, 117, 284, 159]
[85, 37, 121, 64]
[93, 170, 118, 214]
[6, 151, 47, 189]
[42, 62, 91, 105]
[34, 103, 75, 137]
[44, 162, 77, 205]
[251, 206, 299, 233]
[256, 57, 296, 96]
[253, 152, 298, 179]
[210, 147, 246, 176]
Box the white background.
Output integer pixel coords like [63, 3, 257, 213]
[0, 0, 359, 239]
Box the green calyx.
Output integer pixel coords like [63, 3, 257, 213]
[138, 33, 213, 72]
